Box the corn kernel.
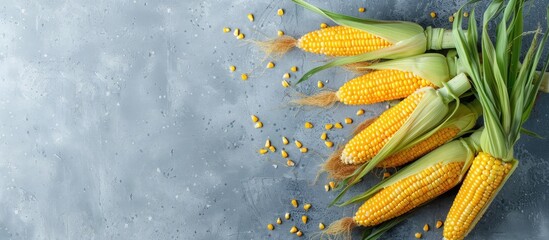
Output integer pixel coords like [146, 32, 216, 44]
[334, 123, 343, 129]
[344, 118, 353, 124]
[325, 124, 334, 130]
[423, 224, 429, 232]
[266, 62, 275, 69]
[223, 27, 231, 33]
[290, 226, 298, 233]
[383, 172, 391, 178]
[358, 7, 366, 12]
[449, 15, 455, 23]
[291, 199, 298, 208]
[276, 217, 282, 225]
[317, 81, 324, 88]
[283, 73, 290, 79]
[282, 80, 290, 88]
[356, 109, 365, 116]
[269, 146, 276, 152]
[281, 150, 288, 158]
[324, 184, 330, 191]
[304, 122, 313, 129]
[290, 66, 298, 72]
[319, 223, 325, 230]
[430, 11, 437, 18]
[259, 149, 268, 154]
[415, 232, 422, 239]
[265, 139, 271, 148]
[254, 121, 263, 128]
[463, 12, 469, 17]
[251, 115, 259, 122]
[233, 28, 240, 36]
[328, 181, 336, 189]
[241, 73, 248, 80]
[325, 141, 334, 148]
[237, 33, 245, 39]
[296, 231, 303, 237]
[299, 147, 308, 153]
[247, 13, 254, 22]
[285, 212, 291, 220]
[277, 9, 284, 16]
[286, 159, 295, 167]
[301, 215, 308, 224]
[282, 136, 289, 145]
[267, 223, 274, 230]
[320, 132, 327, 140]
[277, 30, 284, 36]
[436, 220, 443, 229]
[229, 65, 236, 72]
[294, 140, 302, 148]
[320, 23, 328, 28]
[303, 203, 312, 211]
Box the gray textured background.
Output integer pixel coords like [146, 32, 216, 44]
[0, 0, 548, 239]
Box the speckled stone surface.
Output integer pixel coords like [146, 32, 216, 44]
[0, 0, 548, 239]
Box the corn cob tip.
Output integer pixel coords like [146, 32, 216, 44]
[321, 217, 357, 240]
[319, 147, 359, 181]
[254, 36, 297, 58]
[290, 91, 338, 107]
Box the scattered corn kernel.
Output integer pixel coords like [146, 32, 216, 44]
[254, 121, 263, 128]
[251, 115, 259, 122]
[282, 80, 290, 88]
[277, 9, 284, 16]
[324, 184, 330, 191]
[281, 150, 289, 158]
[344, 118, 353, 124]
[241, 73, 248, 80]
[265, 139, 271, 148]
[319, 223, 325, 230]
[285, 212, 291, 220]
[286, 159, 295, 167]
[325, 124, 334, 130]
[223, 27, 231, 33]
[277, 30, 284, 36]
[320, 23, 328, 28]
[290, 226, 298, 233]
[358, 7, 366, 12]
[267, 223, 274, 230]
[296, 231, 303, 237]
[294, 140, 302, 148]
[320, 132, 327, 140]
[283, 73, 290, 79]
[329, 181, 336, 189]
[290, 66, 298, 72]
[383, 172, 391, 178]
[317, 81, 324, 88]
[449, 15, 455, 23]
[423, 224, 429, 232]
[415, 232, 422, 239]
[276, 217, 282, 225]
[291, 199, 298, 208]
[259, 149, 268, 154]
[269, 146, 276, 152]
[301, 215, 308, 224]
[299, 147, 308, 153]
[356, 109, 365, 116]
[325, 141, 334, 148]
[436, 220, 443, 229]
[237, 33, 245, 39]
[334, 122, 343, 129]
[430, 11, 437, 18]
[247, 13, 254, 22]
[266, 62, 275, 69]
[463, 12, 469, 17]
[303, 203, 312, 211]
[304, 122, 313, 129]
[229, 65, 236, 72]
[233, 28, 240, 36]
[282, 136, 289, 145]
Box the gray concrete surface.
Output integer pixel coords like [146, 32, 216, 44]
[0, 0, 548, 239]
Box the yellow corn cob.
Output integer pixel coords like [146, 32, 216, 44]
[377, 127, 460, 168]
[296, 26, 392, 56]
[336, 69, 435, 105]
[341, 91, 425, 164]
[354, 161, 463, 226]
[443, 152, 513, 240]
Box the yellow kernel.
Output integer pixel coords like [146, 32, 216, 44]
[449, 15, 455, 23]
[281, 150, 288, 158]
[334, 123, 343, 129]
[265, 139, 271, 148]
[276, 217, 282, 225]
[294, 140, 302, 148]
[223, 27, 231, 33]
[269, 146, 276, 152]
[286, 159, 295, 167]
[254, 121, 263, 128]
[237, 33, 245, 39]
[301, 215, 308, 224]
[277, 9, 284, 16]
[266, 62, 275, 69]
[304, 122, 313, 129]
[423, 224, 429, 232]
[463, 12, 469, 17]
[358, 7, 366, 12]
[283, 73, 290, 79]
[290, 226, 298, 233]
[303, 203, 311, 211]
[320, 23, 328, 28]
[430, 11, 437, 18]
[383, 172, 391, 178]
[251, 115, 259, 122]
[319, 223, 325, 230]
[241, 73, 248, 80]
[325, 124, 334, 130]
[317, 81, 324, 88]
[296, 231, 303, 237]
[415, 232, 422, 239]
[436, 220, 443, 229]
[325, 141, 334, 148]
[290, 66, 298, 72]
[320, 132, 327, 140]
[329, 181, 336, 189]
[356, 109, 365, 116]
[299, 147, 308, 153]
[233, 28, 240, 36]
[281, 80, 290, 88]
[267, 223, 274, 230]
[259, 149, 268, 155]
[247, 13, 254, 22]
[324, 184, 330, 191]
[285, 212, 291, 220]
[344, 118, 353, 124]
[291, 199, 298, 208]
[282, 136, 289, 145]
[277, 30, 284, 36]
[229, 65, 236, 72]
